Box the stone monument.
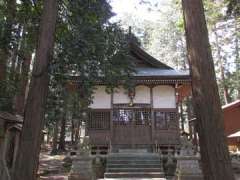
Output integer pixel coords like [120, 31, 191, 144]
[68, 136, 95, 180]
[175, 135, 203, 180]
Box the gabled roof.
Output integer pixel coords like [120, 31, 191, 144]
[130, 42, 173, 69]
[68, 42, 191, 84]
[129, 43, 189, 78]
[134, 67, 189, 78]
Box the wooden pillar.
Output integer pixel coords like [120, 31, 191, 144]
[175, 83, 179, 119]
[189, 121, 193, 140]
[2, 128, 11, 180]
[131, 109, 135, 149]
[0, 120, 4, 151]
[150, 86, 155, 151]
[109, 92, 113, 152]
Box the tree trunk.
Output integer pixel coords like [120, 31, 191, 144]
[58, 114, 66, 152]
[0, 135, 11, 180]
[214, 30, 231, 104]
[234, 17, 240, 98]
[12, 1, 57, 180]
[51, 120, 59, 155]
[0, 50, 8, 83]
[9, 25, 22, 82]
[46, 131, 50, 144]
[181, 0, 235, 180]
[0, 0, 16, 83]
[15, 54, 31, 115]
[75, 120, 81, 144]
[71, 119, 75, 145]
[186, 97, 194, 138]
[235, 18, 239, 69]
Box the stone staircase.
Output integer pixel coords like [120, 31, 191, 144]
[104, 151, 165, 178]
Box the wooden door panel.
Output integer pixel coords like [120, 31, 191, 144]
[132, 125, 152, 144]
[112, 124, 132, 144]
[112, 124, 152, 145]
[111, 107, 152, 146]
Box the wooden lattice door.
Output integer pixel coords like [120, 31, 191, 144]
[112, 105, 152, 148]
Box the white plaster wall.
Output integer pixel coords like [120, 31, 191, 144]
[153, 85, 176, 108]
[89, 86, 111, 109]
[133, 85, 150, 104]
[113, 86, 129, 104]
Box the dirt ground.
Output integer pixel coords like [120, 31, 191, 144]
[38, 145, 70, 180]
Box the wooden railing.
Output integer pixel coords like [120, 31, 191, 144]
[88, 110, 110, 130]
[154, 110, 178, 130]
[87, 109, 178, 131]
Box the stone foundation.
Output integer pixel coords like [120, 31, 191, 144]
[68, 156, 94, 180]
[175, 156, 203, 180]
[176, 174, 204, 180]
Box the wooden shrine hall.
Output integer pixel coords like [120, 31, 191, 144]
[71, 43, 191, 154]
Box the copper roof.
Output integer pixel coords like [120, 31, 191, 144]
[68, 43, 191, 83]
[134, 67, 189, 77]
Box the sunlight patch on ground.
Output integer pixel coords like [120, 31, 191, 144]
[40, 154, 65, 161]
[39, 176, 68, 180]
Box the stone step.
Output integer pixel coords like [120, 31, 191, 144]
[108, 156, 160, 161]
[109, 153, 160, 157]
[105, 152, 164, 178]
[107, 167, 163, 173]
[104, 172, 165, 178]
[107, 160, 161, 164]
[107, 164, 162, 168]
[118, 149, 149, 153]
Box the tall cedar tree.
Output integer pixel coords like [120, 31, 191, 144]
[0, 0, 15, 82]
[182, 0, 235, 179]
[12, 0, 58, 180]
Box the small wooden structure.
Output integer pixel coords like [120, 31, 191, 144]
[223, 100, 240, 149]
[71, 43, 191, 154]
[188, 100, 240, 151]
[0, 112, 23, 179]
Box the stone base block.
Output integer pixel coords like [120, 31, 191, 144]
[176, 174, 204, 180]
[68, 174, 93, 180]
[68, 155, 94, 180]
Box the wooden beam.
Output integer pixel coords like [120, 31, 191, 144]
[150, 86, 155, 149]
[110, 92, 113, 152]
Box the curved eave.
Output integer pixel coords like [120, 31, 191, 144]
[133, 75, 191, 80]
[130, 42, 173, 69]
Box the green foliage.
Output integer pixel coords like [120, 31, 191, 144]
[44, 0, 136, 126]
[0, 78, 17, 111]
[0, 0, 135, 117]
[204, 0, 224, 29]
[117, 0, 240, 104]
[226, 0, 240, 16]
[0, 0, 41, 112]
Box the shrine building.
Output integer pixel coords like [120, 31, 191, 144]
[72, 42, 191, 154]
